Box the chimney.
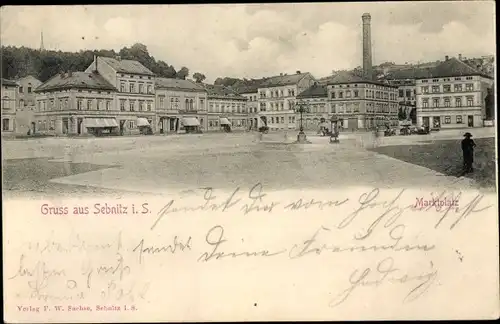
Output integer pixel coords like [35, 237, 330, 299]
[296, 70, 301, 74]
[94, 55, 98, 71]
[445, 55, 449, 61]
[458, 53, 462, 61]
[280, 73, 283, 76]
[362, 13, 373, 80]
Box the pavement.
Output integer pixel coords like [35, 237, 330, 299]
[2, 128, 495, 198]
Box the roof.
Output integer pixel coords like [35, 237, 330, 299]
[99, 56, 154, 76]
[35, 72, 116, 92]
[259, 72, 311, 88]
[203, 84, 247, 100]
[417, 57, 492, 79]
[155, 78, 205, 92]
[324, 71, 396, 88]
[2, 78, 18, 87]
[296, 84, 328, 99]
[233, 78, 268, 94]
[382, 67, 433, 80]
[16, 75, 42, 84]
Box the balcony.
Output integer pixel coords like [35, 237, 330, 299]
[178, 109, 198, 114]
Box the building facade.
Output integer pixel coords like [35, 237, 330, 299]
[296, 84, 328, 130]
[257, 71, 315, 130]
[34, 71, 118, 136]
[326, 72, 399, 129]
[85, 56, 157, 134]
[1, 79, 19, 134]
[236, 87, 259, 130]
[204, 84, 248, 132]
[155, 78, 208, 134]
[17, 75, 43, 110]
[415, 57, 494, 129]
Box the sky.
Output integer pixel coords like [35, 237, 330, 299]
[1, 2, 495, 83]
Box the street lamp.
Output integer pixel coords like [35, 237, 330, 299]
[294, 100, 310, 143]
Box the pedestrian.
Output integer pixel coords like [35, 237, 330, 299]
[461, 132, 476, 173]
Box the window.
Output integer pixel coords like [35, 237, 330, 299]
[432, 86, 440, 93]
[87, 100, 92, 110]
[147, 85, 152, 94]
[444, 116, 451, 124]
[159, 96, 164, 109]
[432, 98, 439, 108]
[64, 99, 68, 110]
[2, 118, 9, 131]
[20, 99, 25, 107]
[147, 102, 152, 111]
[331, 92, 336, 99]
[422, 98, 429, 108]
[444, 98, 450, 107]
[120, 100, 125, 111]
[455, 77, 462, 81]
[467, 97, 474, 107]
[443, 85, 451, 92]
[139, 101, 144, 111]
[200, 99, 204, 110]
[456, 116, 463, 124]
[280, 90, 283, 97]
[465, 83, 474, 91]
[58, 99, 63, 110]
[456, 97, 462, 107]
[454, 84, 463, 92]
[129, 83, 135, 93]
[422, 86, 429, 93]
[77, 99, 83, 110]
[399, 89, 404, 97]
[346, 91, 351, 98]
[106, 100, 111, 110]
[281, 117, 284, 123]
[19, 87, 24, 93]
[339, 91, 343, 98]
[129, 101, 135, 111]
[139, 84, 144, 93]
[28, 86, 32, 93]
[96, 99, 102, 110]
[466, 77, 473, 80]
[120, 82, 126, 92]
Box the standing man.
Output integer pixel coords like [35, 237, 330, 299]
[461, 132, 476, 174]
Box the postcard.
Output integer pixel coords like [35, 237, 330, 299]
[2, 2, 498, 322]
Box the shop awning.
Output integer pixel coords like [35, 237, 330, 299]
[84, 118, 119, 128]
[137, 117, 150, 127]
[220, 117, 231, 125]
[182, 117, 200, 127]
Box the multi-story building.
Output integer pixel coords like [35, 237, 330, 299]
[325, 72, 399, 129]
[234, 84, 260, 130]
[295, 83, 328, 130]
[204, 84, 248, 131]
[257, 71, 315, 130]
[34, 71, 117, 136]
[155, 78, 208, 134]
[415, 57, 494, 129]
[16, 75, 43, 110]
[1, 79, 19, 135]
[85, 56, 157, 134]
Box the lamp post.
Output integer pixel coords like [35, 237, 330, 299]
[294, 100, 310, 143]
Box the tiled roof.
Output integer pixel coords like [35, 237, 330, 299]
[259, 72, 311, 87]
[155, 78, 206, 92]
[203, 84, 247, 100]
[2, 78, 18, 87]
[419, 57, 492, 79]
[35, 72, 116, 92]
[324, 71, 394, 87]
[99, 56, 154, 75]
[382, 67, 433, 80]
[297, 84, 328, 99]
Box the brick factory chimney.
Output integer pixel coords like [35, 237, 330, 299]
[458, 53, 462, 61]
[362, 13, 373, 80]
[94, 55, 98, 71]
[296, 70, 301, 74]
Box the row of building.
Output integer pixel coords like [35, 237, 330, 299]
[1, 14, 494, 137]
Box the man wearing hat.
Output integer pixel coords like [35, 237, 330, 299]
[461, 132, 476, 173]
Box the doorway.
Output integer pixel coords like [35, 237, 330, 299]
[77, 118, 83, 135]
[422, 116, 430, 127]
[119, 120, 125, 135]
[468, 115, 474, 127]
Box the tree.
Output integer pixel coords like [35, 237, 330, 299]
[176, 67, 189, 80]
[192, 72, 206, 83]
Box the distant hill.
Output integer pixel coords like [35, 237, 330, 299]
[1, 43, 193, 82]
